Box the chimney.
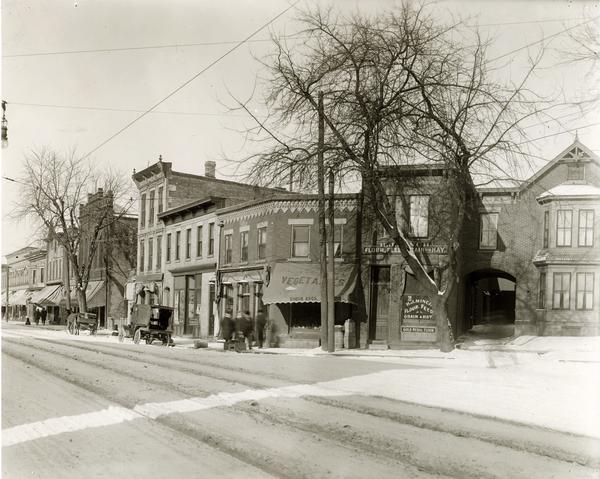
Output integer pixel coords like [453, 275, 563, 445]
[97, 187, 103, 196]
[205, 160, 216, 178]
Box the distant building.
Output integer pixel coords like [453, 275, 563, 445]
[2, 246, 46, 321]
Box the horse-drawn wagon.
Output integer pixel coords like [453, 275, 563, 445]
[66, 312, 98, 335]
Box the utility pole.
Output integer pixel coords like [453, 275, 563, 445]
[317, 91, 328, 351]
[327, 168, 335, 352]
[5, 265, 10, 321]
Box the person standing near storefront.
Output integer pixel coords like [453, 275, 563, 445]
[220, 309, 235, 350]
[41, 308, 47, 325]
[242, 310, 254, 350]
[256, 308, 266, 348]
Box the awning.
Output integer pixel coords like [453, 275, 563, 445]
[85, 281, 106, 309]
[1, 291, 15, 306]
[220, 269, 264, 284]
[262, 263, 358, 305]
[8, 289, 35, 306]
[30, 285, 62, 306]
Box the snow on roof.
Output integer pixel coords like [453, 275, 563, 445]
[537, 182, 600, 201]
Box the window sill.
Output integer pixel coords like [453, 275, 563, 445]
[288, 257, 311, 262]
[477, 248, 497, 253]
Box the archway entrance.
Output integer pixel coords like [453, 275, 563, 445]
[464, 270, 516, 339]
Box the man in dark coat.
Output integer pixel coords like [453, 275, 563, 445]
[220, 309, 235, 350]
[41, 308, 47, 325]
[33, 308, 40, 325]
[255, 308, 267, 348]
[242, 311, 254, 350]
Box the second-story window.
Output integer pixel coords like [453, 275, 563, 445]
[175, 231, 181, 261]
[149, 190, 155, 226]
[141, 193, 147, 228]
[291, 225, 310, 258]
[32, 270, 36, 284]
[196, 225, 203, 257]
[224, 233, 233, 264]
[479, 213, 499, 250]
[543, 211, 549, 248]
[409, 195, 429, 238]
[556, 210, 572, 247]
[139, 239, 145, 272]
[240, 230, 249, 262]
[156, 235, 162, 269]
[208, 223, 215, 256]
[578, 210, 594, 247]
[186, 228, 191, 259]
[40, 268, 44, 283]
[147, 237, 154, 271]
[166, 233, 171, 262]
[158, 186, 164, 215]
[257, 226, 267, 260]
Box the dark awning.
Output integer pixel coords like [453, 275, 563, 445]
[262, 263, 358, 305]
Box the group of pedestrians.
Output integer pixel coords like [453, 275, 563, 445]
[220, 308, 267, 351]
[26, 307, 47, 326]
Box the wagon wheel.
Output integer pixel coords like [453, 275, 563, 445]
[133, 328, 142, 345]
[118, 326, 125, 343]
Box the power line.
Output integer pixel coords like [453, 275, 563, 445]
[3, 17, 587, 59]
[9, 102, 247, 118]
[487, 15, 600, 64]
[81, 0, 300, 161]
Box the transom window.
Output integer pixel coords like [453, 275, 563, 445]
[409, 195, 429, 238]
[291, 225, 310, 258]
[479, 213, 499, 250]
[556, 210, 572, 247]
[552, 272, 571, 310]
[576, 273, 594, 310]
[578, 210, 594, 247]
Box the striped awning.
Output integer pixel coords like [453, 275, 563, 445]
[7, 289, 34, 306]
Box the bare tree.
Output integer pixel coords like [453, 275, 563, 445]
[238, 4, 557, 351]
[15, 148, 136, 313]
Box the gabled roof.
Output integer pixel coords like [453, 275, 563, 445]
[521, 139, 600, 192]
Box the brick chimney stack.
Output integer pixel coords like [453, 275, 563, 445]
[205, 160, 216, 178]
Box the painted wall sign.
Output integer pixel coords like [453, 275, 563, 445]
[402, 295, 434, 322]
[364, 242, 448, 255]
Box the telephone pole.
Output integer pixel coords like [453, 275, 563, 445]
[327, 168, 335, 352]
[317, 91, 328, 351]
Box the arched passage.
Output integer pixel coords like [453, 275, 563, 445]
[464, 269, 516, 338]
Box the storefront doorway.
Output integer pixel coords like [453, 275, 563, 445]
[369, 266, 391, 341]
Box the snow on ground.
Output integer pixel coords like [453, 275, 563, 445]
[3, 325, 600, 439]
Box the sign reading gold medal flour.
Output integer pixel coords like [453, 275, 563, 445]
[401, 295, 437, 342]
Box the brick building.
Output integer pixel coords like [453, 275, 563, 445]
[216, 193, 361, 348]
[131, 157, 282, 336]
[2, 246, 46, 321]
[362, 139, 600, 348]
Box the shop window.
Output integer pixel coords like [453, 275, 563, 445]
[257, 226, 267, 260]
[208, 223, 215, 256]
[543, 211, 549, 248]
[175, 231, 181, 261]
[196, 225, 203, 257]
[538, 272, 546, 309]
[223, 284, 234, 315]
[186, 228, 192, 259]
[156, 235, 162, 269]
[552, 272, 570, 310]
[139, 239, 145, 272]
[166, 233, 171, 262]
[409, 195, 429, 238]
[576, 273, 594, 310]
[140, 193, 146, 228]
[479, 213, 498, 250]
[240, 231, 249, 262]
[291, 225, 310, 258]
[556, 210, 572, 247]
[224, 233, 233, 264]
[147, 236, 153, 271]
[149, 190, 155, 227]
[578, 210, 594, 247]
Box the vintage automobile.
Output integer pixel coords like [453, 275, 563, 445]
[66, 312, 98, 335]
[119, 304, 174, 346]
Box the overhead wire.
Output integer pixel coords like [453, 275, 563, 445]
[79, 0, 300, 161]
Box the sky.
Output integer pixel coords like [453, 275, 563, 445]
[1, 0, 599, 257]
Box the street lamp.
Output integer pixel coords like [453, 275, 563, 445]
[1, 101, 8, 149]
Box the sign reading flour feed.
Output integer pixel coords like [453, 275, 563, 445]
[401, 295, 437, 342]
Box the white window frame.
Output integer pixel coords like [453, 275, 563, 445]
[479, 212, 499, 250]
